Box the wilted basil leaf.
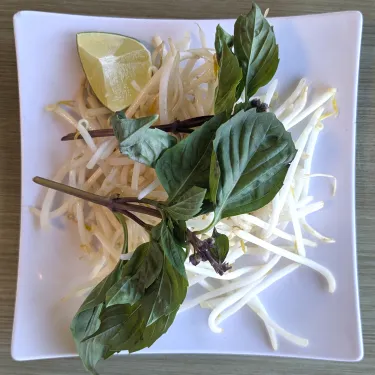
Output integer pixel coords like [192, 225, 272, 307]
[111, 113, 176, 167]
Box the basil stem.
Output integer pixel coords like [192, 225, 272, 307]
[33, 177, 162, 220]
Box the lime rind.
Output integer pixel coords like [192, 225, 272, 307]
[77, 32, 152, 112]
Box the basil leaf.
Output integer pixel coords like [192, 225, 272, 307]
[70, 210, 132, 373]
[84, 254, 187, 354]
[164, 186, 206, 221]
[234, 3, 279, 99]
[77, 266, 122, 313]
[197, 200, 215, 216]
[210, 109, 296, 225]
[157, 221, 187, 278]
[71, 260, 127, 373]
[71, 305, 104, 375]
[105, 276, 141, 307]
[171, 220, 188, 248]
[76, 241, 129, 313]
[111, 113, 176, 167]
[145, 254, 188, 325]
[214, 42, 242, 114]
[211, 228, 229, 263]
[214, 24, 233, 62]
[209, 151, 220, 204]
[82, 303, 144, 351]
[114, 213, 128, 254]
[129, 309, 178, 353]
[86, 304, 179, 355]
[105, 241, 163, 307]
[155, 113, 227, 202]
[235, 79, 245, 101]
[233, 101, 254, 115]
[104, 309, 179, 355]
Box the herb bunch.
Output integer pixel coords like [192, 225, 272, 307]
[33, 4, 296, 374]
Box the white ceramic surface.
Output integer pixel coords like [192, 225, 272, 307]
[12, 10, 363, 362]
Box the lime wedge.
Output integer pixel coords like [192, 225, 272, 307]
[77, 32, 152, 112]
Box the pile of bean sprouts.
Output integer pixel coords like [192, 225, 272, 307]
[32, 28, 339, 350]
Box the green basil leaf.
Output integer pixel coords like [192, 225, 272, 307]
[105, 241, 163, 307]
[209, 151, 220, 204]
[155, 113, 227, 202]
[144, 254, 188, 325]
[171, 220, 188, 248]
[84, 255, 187, 354]
[85, 305, 179, 356]
[214, 24, 233, 62]
[151, 223, 162, 241]
[214, 42, 242, 114]
[102, 350, 117, 360]
[74, 214, 129, 310]
[120, 241, 163, 285]
[164, 186, 207, 221]
[235, 79, 245, 101]
[211, 228, 229, 263]
[71, 227, 130, 374]
[82, 303, 145, 351]
[105, 309, 179, 355]
[71, 305, 105, 375]
[128, 309, 178, 353]
[233, 100, 254, 115]
[71, 266, 125, 374]
[111, 113, 177, 167]
[77, 263, 125, 314]
[210, 109, 296, 225]
[234, 3, 279, 99]
[197, 200, 215, 216]
[157, 221, 187, 278]
[113, 213, 128, 254]
[105, 276, 141, 307]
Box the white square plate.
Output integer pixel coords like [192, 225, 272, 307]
[12, 10, 363, 362]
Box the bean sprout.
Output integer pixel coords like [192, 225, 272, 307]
[35, 30, 338, 352]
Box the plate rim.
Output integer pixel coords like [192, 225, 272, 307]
[12, 9, 364, 362]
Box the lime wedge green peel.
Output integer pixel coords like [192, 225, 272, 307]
[77, 32, 152, 112]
